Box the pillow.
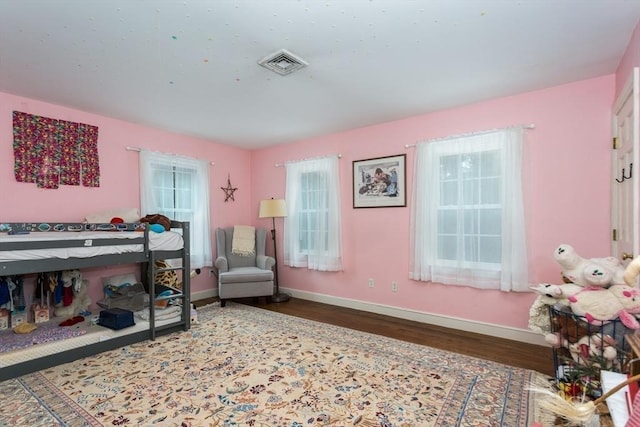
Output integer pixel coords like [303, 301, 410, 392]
[149, 223, 165, 233]
[85, 208, 140, 224]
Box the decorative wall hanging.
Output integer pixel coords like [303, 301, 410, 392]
[12, 111, 100, 189]
[353, 154, 406, 208]
[221, 174, 237, 202]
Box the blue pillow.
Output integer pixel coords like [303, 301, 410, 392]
[149, 223, 165, 233]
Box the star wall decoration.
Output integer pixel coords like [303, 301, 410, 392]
[221, 174, 238, 202]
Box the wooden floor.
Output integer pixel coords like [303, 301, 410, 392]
[195, 296, 554, 376]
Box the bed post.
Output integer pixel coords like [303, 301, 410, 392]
[181, 221, 191, 331]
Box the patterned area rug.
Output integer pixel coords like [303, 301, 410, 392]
[0, 302, 548, 426]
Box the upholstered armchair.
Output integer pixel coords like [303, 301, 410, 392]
[214, 227, 275, 307]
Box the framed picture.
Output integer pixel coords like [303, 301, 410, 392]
[353, 154, 406, 208]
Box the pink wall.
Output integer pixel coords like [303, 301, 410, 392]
[0, 74, 617, 332]
[251, 75, 615, 330]
[0, 92, 252, 305]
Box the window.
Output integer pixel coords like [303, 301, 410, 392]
[140, 150, 212, 268]
[410, 128, 528, 291]
[299, 171, 329, 252]
[438, 149, 502, 267]
[284, 156, 342, 271]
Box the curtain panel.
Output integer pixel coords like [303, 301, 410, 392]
[139, 149, 212, 268]
[284, 156, 343, 271]
[409, 127, 528, 292]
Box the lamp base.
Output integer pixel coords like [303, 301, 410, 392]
[271, 292, 291, 303]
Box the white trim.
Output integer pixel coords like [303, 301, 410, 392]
[281, 287, 548, 346]
[191, 287, 218, 302]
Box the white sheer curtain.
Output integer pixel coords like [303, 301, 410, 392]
[409, 127, 528, 291]
[283, 156, 343, 271]
[140, 149, 212, 268]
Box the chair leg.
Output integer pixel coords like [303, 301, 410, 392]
[220, 299, 226, 307]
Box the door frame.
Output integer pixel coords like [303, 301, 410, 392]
[611, 67, 640, 260]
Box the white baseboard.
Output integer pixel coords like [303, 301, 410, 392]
[191, 285, 547, 346]
[281, 287, 547, 346]
[191, 288, 218, 302]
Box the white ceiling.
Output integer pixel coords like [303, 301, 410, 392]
[1, 1, 640, 149]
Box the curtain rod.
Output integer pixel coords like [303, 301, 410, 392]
[275, 153, 342, 168]
[404, 124, 536, 148]
[126, 146, 215, 166]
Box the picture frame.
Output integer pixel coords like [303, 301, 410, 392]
[353, 154, 406, 208]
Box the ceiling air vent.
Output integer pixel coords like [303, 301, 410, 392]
[258, 48, 308, 76]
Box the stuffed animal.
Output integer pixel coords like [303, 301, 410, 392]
[582, 263, 613, 287]
[544, 333, 618, 369]
[597, 257, 627, 285]
[553, 244, 625, 287]
[550, 311, 590, 344]
[529, 283, 584, 335]
[54, 279, 91, 318]
[529, 295, 552, 335]
[61, 269, 82, 292]
[624, 255, 640, 286]
[530, 283, 582, 306]
[140, 214, 171, 232]
[569, 334, 618, 369]
[567, 284, 640, 329]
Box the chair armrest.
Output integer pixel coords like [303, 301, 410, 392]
[215, 256, 229, 272]
[257, 255, 275, 271]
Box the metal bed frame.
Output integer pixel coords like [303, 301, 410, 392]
[0, 220, 191, 381]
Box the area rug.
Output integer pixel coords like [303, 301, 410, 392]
[0, 302, 548, 426]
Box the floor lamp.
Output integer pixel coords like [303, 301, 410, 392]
[259, 198, 290, 303]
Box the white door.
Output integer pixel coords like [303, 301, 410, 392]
[612, 67, 639, 263]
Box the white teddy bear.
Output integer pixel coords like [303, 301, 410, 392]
[553, 244, 625, 287]
[530, 282, 582, 306]
[54, 279, 91, 318]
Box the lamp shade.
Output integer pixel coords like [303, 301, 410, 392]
[259, 198, 287, 218]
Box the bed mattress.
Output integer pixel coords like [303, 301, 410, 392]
[0, 231, 183, 262]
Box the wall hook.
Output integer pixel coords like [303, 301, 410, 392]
[616, 162, 633, 183]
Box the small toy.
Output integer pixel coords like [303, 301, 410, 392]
[190, 305, 198, 324]
[529, 282, 582, 306]
[54, 280, 91, 318]
[140, 213, 171, 232]
[553, 244, 626, 287]
[566, 284, 640, 329]
[544, 333, 618, 368]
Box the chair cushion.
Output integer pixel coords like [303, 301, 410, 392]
[219, 267, 273, 284]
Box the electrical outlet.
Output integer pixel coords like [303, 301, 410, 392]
[391, 281, 398, 292]
[209, 269, 216, 277]
[368, 278, 374, 288]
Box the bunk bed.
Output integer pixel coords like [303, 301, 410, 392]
[0, 220, 191, 382]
